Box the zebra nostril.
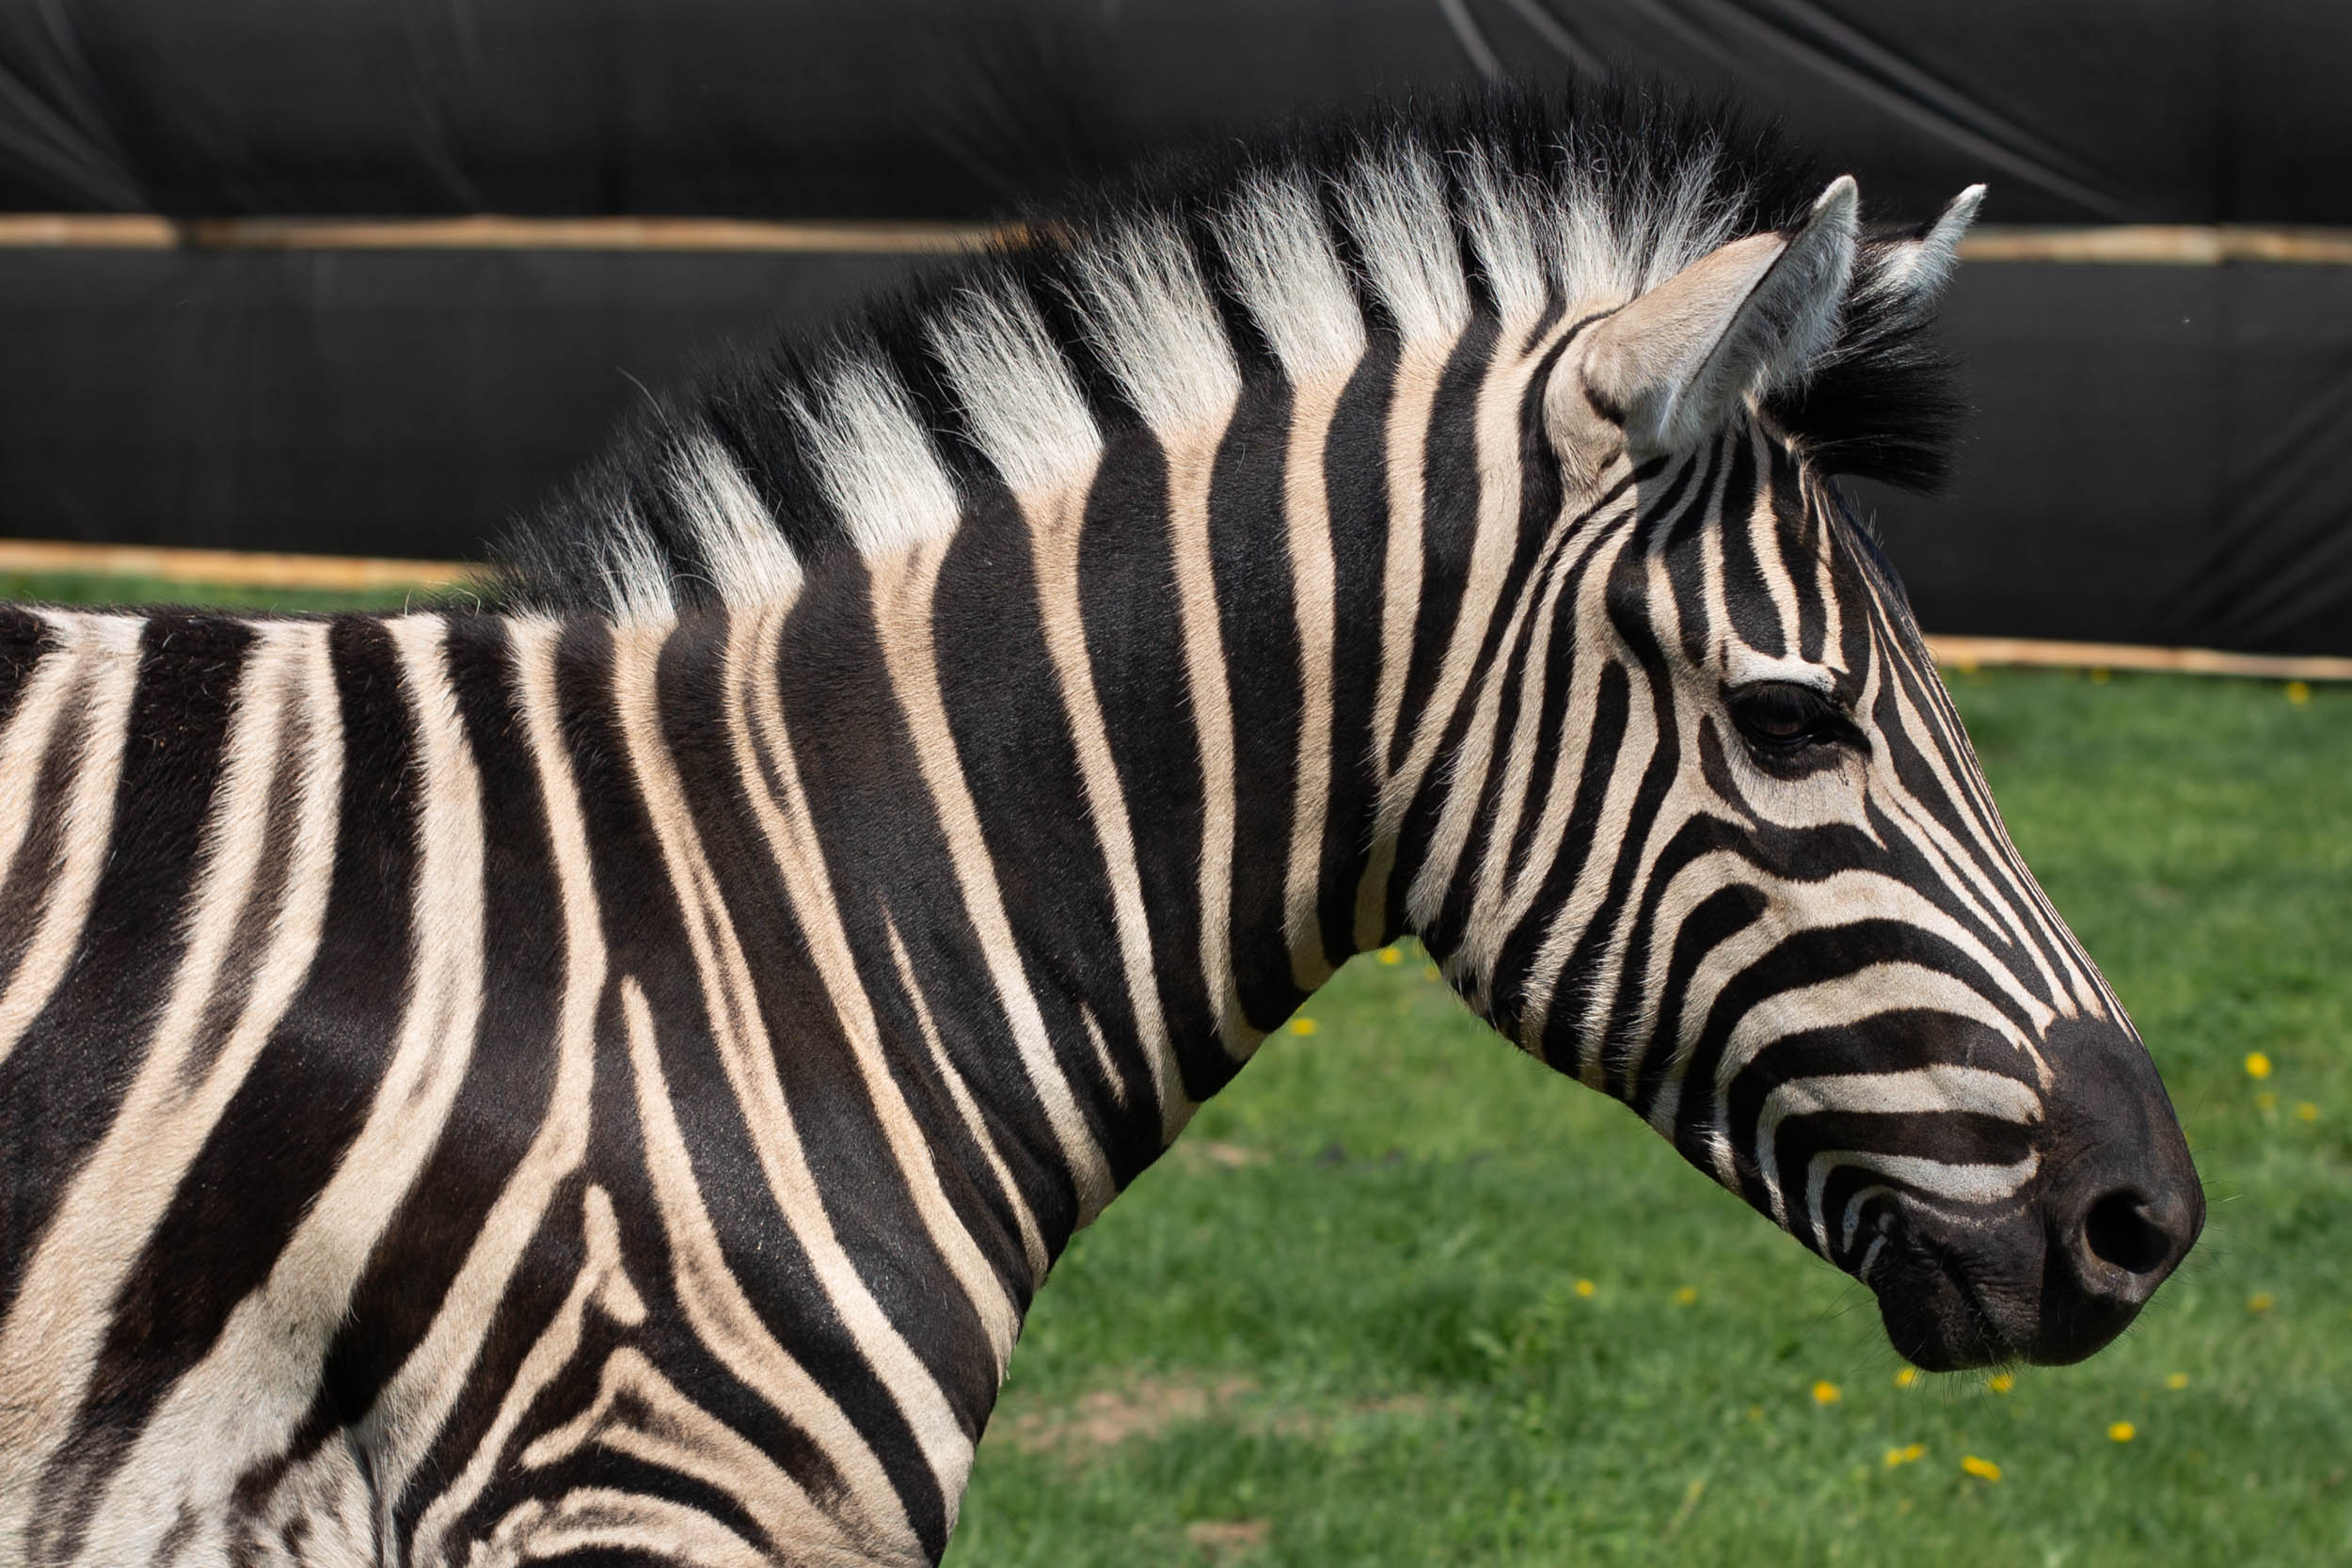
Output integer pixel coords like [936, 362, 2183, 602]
[2081, 1191, 2176, 1277]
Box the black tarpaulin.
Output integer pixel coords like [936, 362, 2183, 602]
[5, 246, 2347, 655]
[0, 2, 2347, 655]
[4, 0, 2348, 225]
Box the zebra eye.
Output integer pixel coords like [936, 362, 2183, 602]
[1726, 681, 1841, 750]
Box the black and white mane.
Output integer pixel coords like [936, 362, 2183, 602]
[495, 87, 1963, 622]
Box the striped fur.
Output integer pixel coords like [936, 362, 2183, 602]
[0, 90, 2195, 1566]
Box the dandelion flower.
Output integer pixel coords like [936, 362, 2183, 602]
[1376, 946, 1403, 966]
[2249, 1292, 2275, 1313]
[1883, 1443, 1927, 1467]
[1674, 1286, 1699, 1306]
[1574, 1278, 1596, 1299]
[2165, 1372, 2189, 1390]
[1961, 1454, 2002, 1482]
[1812, 1381, 1841, 1405]
[2296, 1101, 2319, 1122]
[2285, 680, 2312, 705]
[1287, 1017, 1317, 1037]
[2245, 1051, 2273, 1080]
[1895, 1368, 1918, 1389]
[2108, 1421, 2137, 1443]
[1988, 1372, 2015, 1395]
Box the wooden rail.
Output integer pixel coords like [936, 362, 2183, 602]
[0, 214, 1004, 253]
[2, 215, 2350, 264]
[0, 538, 479, 592]
[2, 540, 2343, 679]
[1922, 635, 2352, 683]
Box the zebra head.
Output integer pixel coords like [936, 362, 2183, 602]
[1420, 178, 2201, 1371]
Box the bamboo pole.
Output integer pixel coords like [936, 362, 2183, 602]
[1923, 635, 2352, 683]
[3, 215, 2349, 265]
[0, 538, 479, 592]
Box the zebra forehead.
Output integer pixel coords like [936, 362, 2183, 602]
[496, 85, 1965, 622]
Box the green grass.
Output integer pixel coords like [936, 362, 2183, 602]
[0, 570, 446, 615]
[955, 669, 2352, 1567]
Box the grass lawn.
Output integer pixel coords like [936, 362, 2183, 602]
[954, 669, 2350, 1567]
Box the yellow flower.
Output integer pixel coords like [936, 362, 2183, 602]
[1376, 946, 1403, 965]
[1894, 1368, 1918, 1389]
[2245, 1051, 2273, 1080]
[2248, 1292, 2275, 1313]
[1812, 1381, 1841, 1405]
[1674, 1286, 1699, 1306]
[2108, 1421, 2137, 1443]
[2285, 680, 2311, 705]
[1422, 962, 1442, 982]
[2165, 1372, 2189, 1390]
[1988, 1372, 2015, 1394]
[1287, 1016, 1318, 1037]
[1574, 1278, 1597, 1299]
[2296, 1101, 2320, 1122]
[1961, 1454, 2002, 1482]
[1883, 1443, 1927, 1468]
[2090, 667, 2112, 685]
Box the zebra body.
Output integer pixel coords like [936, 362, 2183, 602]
[0, 92, 2200, 1566]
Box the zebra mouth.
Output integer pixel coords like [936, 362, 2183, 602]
[1867, 1215, 2027, 1372]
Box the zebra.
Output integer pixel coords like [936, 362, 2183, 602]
[0, 90, 2200, 1567]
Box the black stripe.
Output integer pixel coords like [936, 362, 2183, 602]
[1207, 377, 1310, 1031]
[0, 612, 248, 1318]
[1314, 341, 1399, 962]
[1075, 432, 1237, 1105]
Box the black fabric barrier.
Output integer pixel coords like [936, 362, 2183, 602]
[1, 246, 2344, 654]
[3, 1, 2347, 226]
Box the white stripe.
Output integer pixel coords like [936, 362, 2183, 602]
[668, 432, 804, 607]
[1756, 1066, 2042, 1227]
[928, 286, 1102, 498]
[795, 358, 962, 561]
[0, 611, 144, 1069]
[361, 617, 606, 1515]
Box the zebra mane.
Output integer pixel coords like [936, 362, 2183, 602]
[494, 84, 1964, 621]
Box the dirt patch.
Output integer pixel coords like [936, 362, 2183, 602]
[1166, 1139, 1271, 1171]
[995, 1375, 1257, 1457]
[991, 1377, 1442, 1461]
[1185, 1519, 1270, 1559]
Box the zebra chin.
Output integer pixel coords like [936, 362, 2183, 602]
[1849, 1022, 2205, 1371]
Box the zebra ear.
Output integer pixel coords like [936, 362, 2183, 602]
[1559, 176, 1860, 463]
[1866, 183, 1986, 309]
